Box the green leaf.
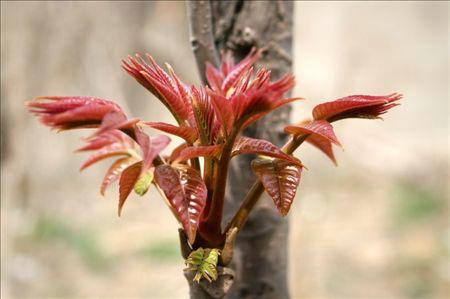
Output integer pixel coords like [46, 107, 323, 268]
[185, 248, 221, 283]
[134, 170, 154, 196]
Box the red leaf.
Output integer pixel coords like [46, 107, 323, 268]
[252, 158, 302, 216]
[136, 130, 171, 175]
[78, 130, 135, 152]
[306, 136, 337, 166]
[284, 120, 341, 146]
[285, 120, 341, 165]
[312, 93, 402, 122]
[94, 111, 140, 140]
[165, 63, 196, 126]
[240, 97, 302, 130]
[144, 122, 197, 144]
[174, 144, 223, 162]
[232, 137, 302, 166]
[122, 56, 159, 93]
[190, 86, 217, 144]
[80, 147, 131, 171]
[230, 72, 298, 125]
[202, 49, 300, 131]
[154, 165, 207, 244]
[169, 142, 189, 164]
[221, 48, 261, 93]
[27, 96, 124, 130]
[166, 63, 192, 105]
[122, 55, 190, 123]
[118, 161, 142, 216]
[208, 92, 234, 135]
[101, 157, 135, 195]
[140, 71, 190, 122]
[78, 130, 136, 170]
[205, 62, 224, 92]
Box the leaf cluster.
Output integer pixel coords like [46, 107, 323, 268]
[26, 48, 401, 275]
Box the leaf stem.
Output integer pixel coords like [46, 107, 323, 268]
[225, 134, 309, 232]
[202, 128, 239, 240]
[190, 157, 201, 172]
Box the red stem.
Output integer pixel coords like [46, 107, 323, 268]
[201, 128, 239, 240]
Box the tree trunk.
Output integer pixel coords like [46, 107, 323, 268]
[187, 1, 293, 298]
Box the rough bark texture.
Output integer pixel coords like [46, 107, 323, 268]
[212, 1, 294, 299]
[187, 1, 293, 298]
[186, 0, 220, 83]
[184, 267, 235, 299]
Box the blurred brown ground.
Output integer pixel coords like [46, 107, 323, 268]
[1, 1, 448, 298]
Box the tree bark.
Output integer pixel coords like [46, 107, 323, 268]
[211, 2, 294, 298]
[187, 1, 293, 298]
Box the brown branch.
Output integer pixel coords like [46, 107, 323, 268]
[186, 0, 220, 84]
[220, 227, 238, 266]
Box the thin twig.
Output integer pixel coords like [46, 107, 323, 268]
[186, 0, 220, 84]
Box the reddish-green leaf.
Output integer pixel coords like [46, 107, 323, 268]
[140, 71, 190, 122]
[307, 136, 337, 166]
[165, 63, 196, 126]
[232, 137, 302, 166]
[221, 48, 261, 93]
[229, 71, 298, 126]
[144, 122, 197, 144]
[190, 86, 216, 145]
[79, 130, 136, 170]
[285, 120, 341, 165]
[312, 93, 402, 122]
[174, 144, 223, 163]
[136, 130, 170, 175]
[154, 165, 207, 244]
[78, 130, 133, 152]
[95, 111, 140, 140]
[209, 92, 234, 135]
[118, 161, 142, 216]
[206, 48, 260, 96]
[122, 55, 190, 123]
[252, 158, 302, 216]
[100, 157, 135, 195]
[239, 96, 302, 130]
[27, 96, 124, 130]
[285, 120, 341, 146]
[169, 142, 189, 164]
[80, 147, 131, 171]
[205, 62, 224, 92]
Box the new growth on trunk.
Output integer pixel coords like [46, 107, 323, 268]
[25, 1, 402, 298]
